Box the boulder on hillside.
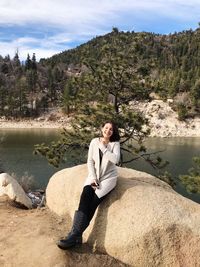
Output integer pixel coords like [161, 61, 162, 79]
[46, 164, 200, 267]
[0, 173, 32, 209]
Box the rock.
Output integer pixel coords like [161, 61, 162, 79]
[133, 99, 200, 137]
[46, 164, 200, 267]
[0, 173, 32, 209]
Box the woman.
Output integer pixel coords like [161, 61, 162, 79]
[57, 121, 120, 249]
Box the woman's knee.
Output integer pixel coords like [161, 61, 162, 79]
[78, 185, 95, 210]
[81, 185, 94, 198]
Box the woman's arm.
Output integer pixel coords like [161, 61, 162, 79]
[87, 139, 97, 180]
[98, 142, 120, 165]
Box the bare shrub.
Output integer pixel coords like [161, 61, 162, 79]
[174, 92, 190, 104]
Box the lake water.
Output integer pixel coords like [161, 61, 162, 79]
[0, 129, 200, 203]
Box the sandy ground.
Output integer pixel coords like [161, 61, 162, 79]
[0, 119, 66, 129]
[0, 196, 127, 267]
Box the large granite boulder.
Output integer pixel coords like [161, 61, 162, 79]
[0, 173, 32, 209]
[46, 164, 200, 267]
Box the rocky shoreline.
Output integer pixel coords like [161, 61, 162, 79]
[135, 100, 200, 137]
[0, 100, 200, 137]
[0, 119, 64, 129]
[0, 113, 70, 129]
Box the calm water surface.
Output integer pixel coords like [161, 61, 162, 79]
[0, 129, 200, 203]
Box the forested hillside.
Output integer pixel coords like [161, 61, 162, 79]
[0, 27, 200, 118]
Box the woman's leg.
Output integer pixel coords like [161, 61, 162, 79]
[78, 185, 95, 217]
[78, 185, 107, 222]
[57, 186, 92, 250]
[57, 186, 108, 250]
[87, 193, 106, 222]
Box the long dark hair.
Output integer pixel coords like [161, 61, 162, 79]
[102, 121, 120, 142]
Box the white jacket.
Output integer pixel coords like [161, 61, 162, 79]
[84, 137, 120, 198]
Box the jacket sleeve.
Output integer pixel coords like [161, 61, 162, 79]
[98, 141, 120, 165]
[87, 139, 97, 180]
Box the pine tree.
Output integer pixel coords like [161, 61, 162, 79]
[0, 85, 7, 114]
[191, 80, 200, 109]
[31, 53, 38, 93]
[180, 157, 200, 193]
[47, 68, 55, 101]
[31, 53, 37, 70]
[62, 78, 76, 115]
[25, 54, 32, 70]
[13, 51, 20, 67]
[15, 77, 28, 116]
[35, 32, 169, 184]
[13, 51, 22, 78]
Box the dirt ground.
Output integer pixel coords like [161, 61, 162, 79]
[0, 196, 128, 267]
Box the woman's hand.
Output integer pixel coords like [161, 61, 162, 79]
[90, 179, 99, 190]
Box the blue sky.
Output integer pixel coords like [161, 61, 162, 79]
[0, 0, 199, 61]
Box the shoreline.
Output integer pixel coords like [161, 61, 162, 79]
[0, 118, 200, 137]
[0, 119, 67, 130]
[1, 100, 200, 137]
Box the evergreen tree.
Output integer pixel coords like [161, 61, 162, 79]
[62, 78, 76, 115]
[35, 32, 169, 185]
[191, 80, 200, 108]
[0, 85, 7, 114]
[31, 53, 37, 70]
[13, 51, 20, 67]
[26, 70, 34, 93]
[0, 26, 200, 120]
[25, 54, 32, 70]
[13, 51, 22, 78]
[15, 77, 28, 116]
[180, 157, 200, 193]
[47, 68, 56, 101]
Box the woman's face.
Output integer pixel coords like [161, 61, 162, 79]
[102, 123, 113, 140]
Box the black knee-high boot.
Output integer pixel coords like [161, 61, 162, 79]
[57, 210, 89, 250]
[57, 186, 107, 250]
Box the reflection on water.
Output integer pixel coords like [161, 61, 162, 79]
[124, 137, 200, 203]
[0, 129, 200, 203]
[126, 137, 200, 176]
[0, 129, 62, 190]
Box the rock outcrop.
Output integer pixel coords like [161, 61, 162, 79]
[46, 164, 200, 267]
[134, 99, 200, 137]
[0, 173, 32, 209]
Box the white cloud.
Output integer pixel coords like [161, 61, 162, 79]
[0, 36, 69, 60]
[18, 47, 62, 60]
[0, 0, 199, 27]
[0, 0, 199, 60]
